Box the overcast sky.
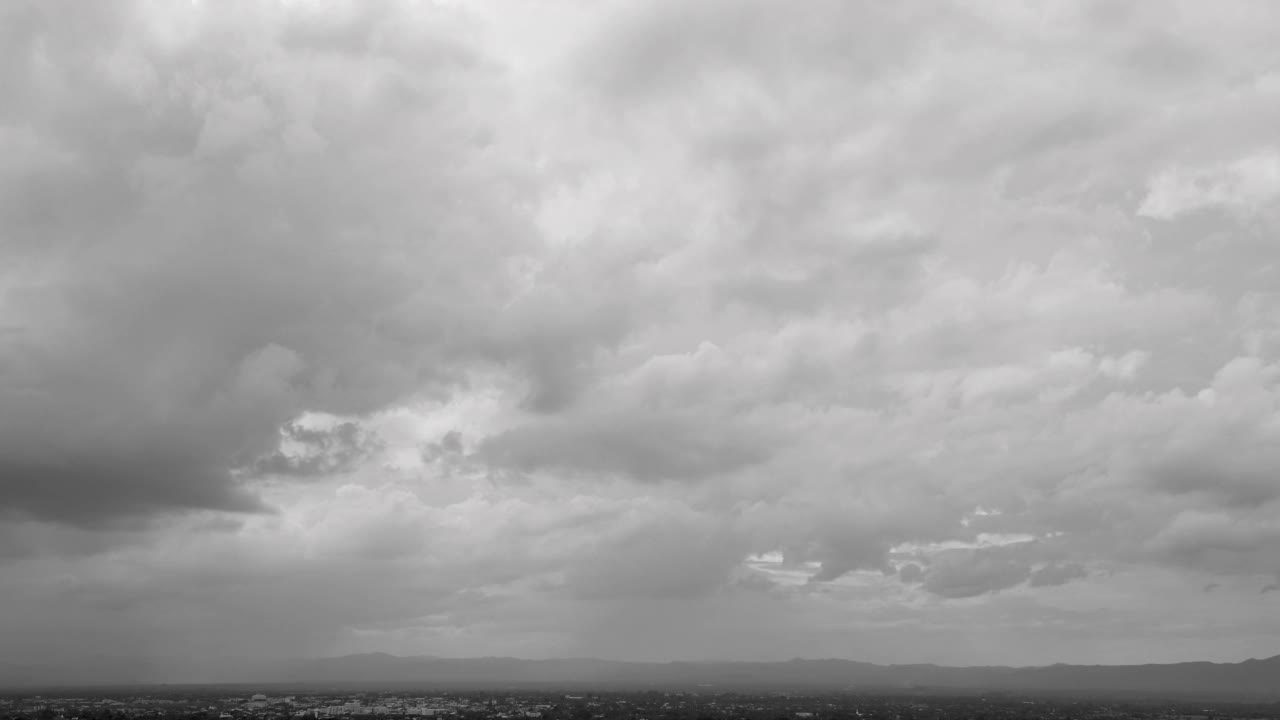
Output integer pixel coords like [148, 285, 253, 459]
[4, 0, 1280, 676]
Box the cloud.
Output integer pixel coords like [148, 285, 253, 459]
[564, 514, 743, 601]
[8, 0, 1280, 672]
[478, 409, 770, 482]
[0, 0, 540, 525]
[253, 418, 385, 478]
[1029, 563, 1089, 589]
[898, 563, 924, 584]
[919, 546, 1035, 600]
[1146, 509, 1280, 577]
[1138, 150, 1280, 220]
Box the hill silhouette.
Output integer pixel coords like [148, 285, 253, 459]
[5, 653, 1280, 699]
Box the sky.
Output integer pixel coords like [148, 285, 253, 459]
[3, 0, 1280, 676]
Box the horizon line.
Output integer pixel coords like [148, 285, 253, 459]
[308, 652, 1280, 669]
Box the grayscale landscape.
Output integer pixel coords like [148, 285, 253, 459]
[3, 0, 1280, 714]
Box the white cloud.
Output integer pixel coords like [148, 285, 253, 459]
[1138, 150, 1280, 219]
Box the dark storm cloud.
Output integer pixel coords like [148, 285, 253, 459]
[1, 450, 268, 528]
[0, 0, 536, 525]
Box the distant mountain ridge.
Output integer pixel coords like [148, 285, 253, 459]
[278, 654, 1280, 698]
[5, 654, 1280, 700]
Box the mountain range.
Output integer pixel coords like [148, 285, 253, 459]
[4, 653, 1280, 700]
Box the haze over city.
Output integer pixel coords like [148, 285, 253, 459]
[4, 0, 1280, 685]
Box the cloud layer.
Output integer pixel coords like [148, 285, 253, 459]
[4, 0, 1280, 672]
